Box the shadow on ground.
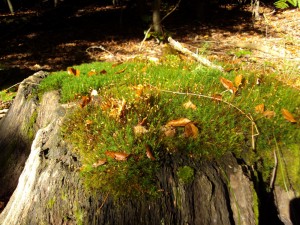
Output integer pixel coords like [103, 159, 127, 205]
[0, 0, 261, 89]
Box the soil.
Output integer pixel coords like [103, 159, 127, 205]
[0, 1, 299, 91]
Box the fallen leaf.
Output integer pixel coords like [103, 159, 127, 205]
[88, 69, 97, 76]
[263, 110, 276, 119]
[255, 104, 265, 113]
[161, 125, 176, 137]
[220, 77, 237, 94]
[92, 159, 107, 168]
[109, 98, 126, 120]
[166, 118, 192, 127]
[184, 122, 199, 138]
[67, 67, 80, 77]
[234, 74, 243, 87]
[105, 151, 131, 161]
[100, 69, 107, 74]
[146, 144, 155, 160]
[282, 108, 297, 123]
[114, 152, 131, 161]
[85, 119, 93, 126]
[134, 124, 148, 136]
[79, 96, 91, 108]
[183, 100, 197, 110]
[112, 62, 123, 68]
[115, 67, 127, 74]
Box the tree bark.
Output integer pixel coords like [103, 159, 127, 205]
[152, 0, 162, 34]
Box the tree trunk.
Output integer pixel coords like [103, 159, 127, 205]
[152, 0, 162, 34]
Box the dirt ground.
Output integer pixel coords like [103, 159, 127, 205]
[0, 2, 299, 91]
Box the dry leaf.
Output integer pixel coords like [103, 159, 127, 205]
[67, 67, 80, 77]
[255, 104, 265, 113]
[263, 110, 276, 119]
[105, 151, 131, 161]
[146, 144, 155, 160]
[184, 122, 199, 138]
[134, 124, 148, 136]
[115, 67, 127, 74]
[234, 74, 243, 87]
[100, 69, 107, 74]
[79, 96, 91, 108]
[183, 100, 197, 110]
[114, 152, 131, 161]
[112, 62, 123, 68]
[85, 119, 93, 126]
[220, 77, 237, 94]
[92, 159, 107, 168]
[166, 118, 191, 127]
[161, 125, 176, 137]
[109, 98, 127, 120]
[282, 108, 297, 123]
[88, 69, 97, 76]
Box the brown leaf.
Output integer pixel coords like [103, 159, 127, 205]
[146, 144, 156, 160]
[161, 125, 176, 137]
[105, 151, 131, 161]
[183, 100, 197, 110]
[115, 67, 127, 74]
[92, 159, 107, 168]
[220, 77, 237, 94]
[166, 118, 191, 127]
[282, 108, 297, 123]
[88, 69, 97, 76]
[184, 122, 199, 139]
[234, 74, 243, 87]
[67, 67, 80, 77]
[109, 98, 126, 120]
[100, 69, 107, 74]
[79, 96, 91, 108]
[255, 104, 265, 113]
[85, 119, 93, 126]
[112, 62, 123, 68]
[263, 110, 276, 119]
[114, 152, 131, 161]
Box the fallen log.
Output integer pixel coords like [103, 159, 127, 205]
[168, 37, 224, 72]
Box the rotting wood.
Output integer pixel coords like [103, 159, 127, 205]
[168, 37, 224, 72]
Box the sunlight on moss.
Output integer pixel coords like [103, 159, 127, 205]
[38, 56, 300, 200]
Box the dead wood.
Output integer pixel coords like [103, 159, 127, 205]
[168, 37, 224, 72]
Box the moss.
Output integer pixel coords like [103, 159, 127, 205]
[177, 166, 194, 184]
[276, 144, 300, 195]
[22, 110, 38, 140]
[47, 197, 56, 209]
[252, 187, 259, 225]
[38, 59, 300, 201]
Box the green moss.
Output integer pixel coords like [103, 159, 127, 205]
[276, 144, 300, 195]
[22, 110, 38, 140]
[252, 187, 259, 225]
[177, 166, 194, 184]
[37, 58, 300, 200]
[47, 197, 56, 209]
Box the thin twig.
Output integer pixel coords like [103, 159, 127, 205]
[3, 82, 21, 92]
[86, 45, 115, 56]
[269, 149, 278, 190]
[98, 192, 109, 211]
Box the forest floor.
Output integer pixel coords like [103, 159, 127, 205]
[0, 2, 299, 103]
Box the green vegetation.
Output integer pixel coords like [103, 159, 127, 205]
[177, 166, 194, 184]
[0, 90, 16, 102]
[38, 55, 300, 200]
